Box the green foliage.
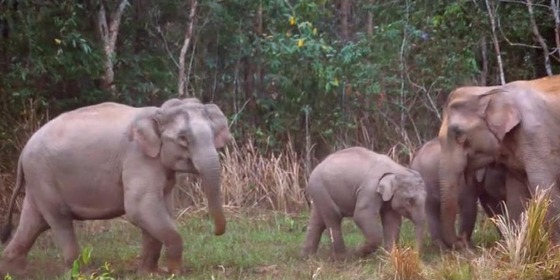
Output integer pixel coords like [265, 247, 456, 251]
[69, 246, 116, 280]
[1, 0, 559, 167]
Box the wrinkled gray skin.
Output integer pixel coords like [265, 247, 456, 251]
[410, 138, 512, 249]
[0, 97, 233, 276]
[300, 147, 427, 259]
[438, 75, 560, 248]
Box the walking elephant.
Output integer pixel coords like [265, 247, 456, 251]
[300, 147, 427, 259]
[0, 97, 233, 276]
[410, 138, 513, 249]
[438, 75, 560, 248]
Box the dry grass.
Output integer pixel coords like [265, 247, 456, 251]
[175, 141, 308, 214]
[379, 246, 424, 280]
[0, 99, 46, 216]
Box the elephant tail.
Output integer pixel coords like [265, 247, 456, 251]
[1, 155, 25, 244]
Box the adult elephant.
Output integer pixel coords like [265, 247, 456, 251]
[410, 137, 513, 248]
[438, 75, 560, 248]
[0, 97, 232, 275]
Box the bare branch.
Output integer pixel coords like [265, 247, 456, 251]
[178, 0, 199, 97]
[527, 0, 553, 75]
[551, 0, 560, 61]
[485, 0, 506, 84]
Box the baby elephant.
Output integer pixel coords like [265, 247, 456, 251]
[300, 147, 427, 259]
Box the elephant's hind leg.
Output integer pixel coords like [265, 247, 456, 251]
[0, 196, 49, 275]
[46, 217, 79, 267]
[300, 205, 326, 258]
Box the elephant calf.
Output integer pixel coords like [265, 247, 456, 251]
[300, 146, 427, 259]
[410, 138, 507, 249]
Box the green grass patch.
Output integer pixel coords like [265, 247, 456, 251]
[6, 202, 560, 280]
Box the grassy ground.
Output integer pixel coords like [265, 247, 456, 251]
[5, 207, 505, 280]
[2, 145, 560, 279]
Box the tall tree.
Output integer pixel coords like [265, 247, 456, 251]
[178, 0, 198, 97]
[97, 0, 129, 93]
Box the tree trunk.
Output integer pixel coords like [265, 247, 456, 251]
[480, 36, 488, 85]
[367, 0, 374, 37]
[178, 0, 199, 97]
[97, 0, 129, 94]
[340, 0, 350, 42]
[551, 0, 560, 62]
[485, 0, 506, 84]
[527, 0, 552, 76]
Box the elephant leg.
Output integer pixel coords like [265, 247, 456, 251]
[126, 195, 183, 275]
[505, 174, 529, 224]
[479, 192, 504, 218]
[478, 192, 505, 238]
[48, 219, 79, 267]
[300, 205, 326, 258]
[425, 195, 445, 249]
[352, 199, 383, 257]
[138, 229, 163, 273]
[458, 178, 477, 248]
[309, 188, 346, 259]
[381, 208, 402, 252]
[136, 189, 170, 272]
[0, 196, 49, 275]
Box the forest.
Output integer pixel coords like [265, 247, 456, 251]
[1, 0, 560, 279]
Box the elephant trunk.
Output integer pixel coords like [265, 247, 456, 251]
[412, 209, 426, 252]
[438, 149, 466, 248]
[193, 147, 226, 236]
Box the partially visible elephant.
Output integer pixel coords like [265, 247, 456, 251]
[0, 97, 233, 276]
[300, 146, 427, 259]
[437, 76, 560, 248]
[410, 138, 509, 248]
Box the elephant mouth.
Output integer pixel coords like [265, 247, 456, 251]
[174, 159, 199, 174]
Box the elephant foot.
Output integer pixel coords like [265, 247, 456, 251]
[329, 250, 352, 261]
[299, 245, 319, 260]
[137, 264, 162, 275]
[355, 242, 381, 258]
[163, 259, 183, 276]
[431, 239, 445, 249]
[0, 257, 27, 278]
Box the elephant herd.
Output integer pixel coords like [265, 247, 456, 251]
[1, 74, 560, 276]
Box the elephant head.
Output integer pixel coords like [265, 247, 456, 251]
[378, 170, 427, 251]
[438, 86, 520, 247]
[128, 98, 233, 236]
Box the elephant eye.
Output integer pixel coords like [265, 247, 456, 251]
[177, 133, 189, 146]
[407, 197, 415, 206]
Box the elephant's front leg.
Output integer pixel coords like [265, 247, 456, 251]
[138, 230, 163, 273]
[505, 173, 530, 223]
[353, 196, 383, 257]
[458, 176, 478, 248]
[125, 176, 184, 275]
[380, 208, 402, 252]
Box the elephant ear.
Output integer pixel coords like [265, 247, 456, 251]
[128, 108, 162, 158]
[204, 104, 233, 148]
[483, 93, 521, 141]
[377, 173, 397, 201]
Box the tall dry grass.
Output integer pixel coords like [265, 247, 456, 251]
[0, 99, 47, 214]
[175, 141, 308, 215]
